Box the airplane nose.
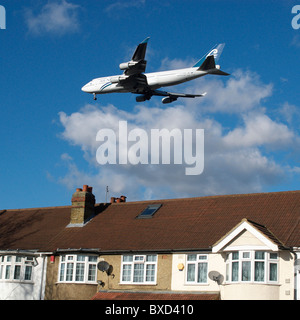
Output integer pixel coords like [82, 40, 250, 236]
[82, 82, 97, 93]
[81, 84, 89, 92]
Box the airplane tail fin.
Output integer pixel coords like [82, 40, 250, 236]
[193, 43, 229, 76]
[193, 43, 225, 65]
[198, 55, 215, 71]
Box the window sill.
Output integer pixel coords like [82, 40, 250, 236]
[223, 282, 280, 286]
[56, 281, 97, 285]
[184, 283, 209, 286]
[0, 280, 34, 285]
[119, 282, 157, 286]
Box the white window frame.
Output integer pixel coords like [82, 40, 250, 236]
[0, 255, 34, 283]
[120, 254, 157, 285]
[185, 254, 209, 285]
[58, 254, 98, 284]
[225, 251, 279, 284]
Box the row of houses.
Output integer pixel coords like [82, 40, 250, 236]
[0, 184, 300, 300]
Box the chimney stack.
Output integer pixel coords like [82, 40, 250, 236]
[110, 195, 127, 204]
[70, 185, 95, 225]
[110, 197, 116, 204]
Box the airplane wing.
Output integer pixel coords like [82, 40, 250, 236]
[122, 37, 150, 76]
[152, 89, 207, 98]
[135, 89, 207, 104]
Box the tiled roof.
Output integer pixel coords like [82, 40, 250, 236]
[1, 190, 300, 253]
[245, 219, 287, 249]
[91, 291, 220, 300]
[0, 206, 71, 252]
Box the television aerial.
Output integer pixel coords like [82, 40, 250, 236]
[208, 271, 224, 285]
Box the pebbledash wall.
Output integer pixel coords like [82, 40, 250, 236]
[44, 254, 97, 300]
[96, 254, 172, 292]
[171, 228, 295, 300]
[43, 253, 172, 300]
[172, 252, 294, 300]
[0, 254, 47, 300]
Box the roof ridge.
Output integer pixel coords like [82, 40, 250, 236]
[108, 189, 300, 205]
[5, 205, 71, 212]
[3, 189, 300, 211]
[245, 218, 288, 249]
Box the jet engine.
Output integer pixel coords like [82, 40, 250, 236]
[162, 96, 178, 104]
[119, 61, 138, 70]
[136, 95, 147, 102]
[136, 95, 151, 102]
[110, 75, 128, 83]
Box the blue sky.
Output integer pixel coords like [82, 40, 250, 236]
[1, 0, 300, 209]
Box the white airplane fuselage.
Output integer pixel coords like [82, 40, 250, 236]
[81, 38, 228, 103]
[82, 67, 207, 95]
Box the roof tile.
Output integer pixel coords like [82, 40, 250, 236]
[1, 190, 300, 252]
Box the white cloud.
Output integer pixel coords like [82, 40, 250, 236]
[24, 0, 81, 36]
[60, 153, 73, 161]
[57, 152, 149, 199]
[279, 102, 300, 126]
[198, 70, 273, 113]
[223, 113, 294, 149]
[159, 57, 195, 71]
[54, 67, 300, 202]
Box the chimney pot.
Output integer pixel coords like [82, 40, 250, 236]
[110, 197, 116, 203]
[76, 188, 83, 192]
[83, 185, 89, 192]
[120, 195, 127, 202]
[87, 186, 93, 193]
[116, 198, 121, 203]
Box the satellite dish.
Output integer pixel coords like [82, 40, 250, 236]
[208, 271, 224, 285]
[97, 261, 110, 273]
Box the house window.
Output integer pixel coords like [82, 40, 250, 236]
[226, 251, 278, 283]
[186, 254, 208, 284]
[58, 255, 98, 283]
[121, 254, 157, 284]
[0, 255, 34, 282]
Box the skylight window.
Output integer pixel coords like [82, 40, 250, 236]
[137, 204, 162, 219]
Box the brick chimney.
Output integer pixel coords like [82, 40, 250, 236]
[70, 185, 95, 225]
[120, 195, 127, 202]
[110, 195, 127, 203]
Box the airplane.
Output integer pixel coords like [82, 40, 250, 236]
[81, 37, 229, 104]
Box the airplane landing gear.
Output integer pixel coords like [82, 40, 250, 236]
[93, 93, 97, 101]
